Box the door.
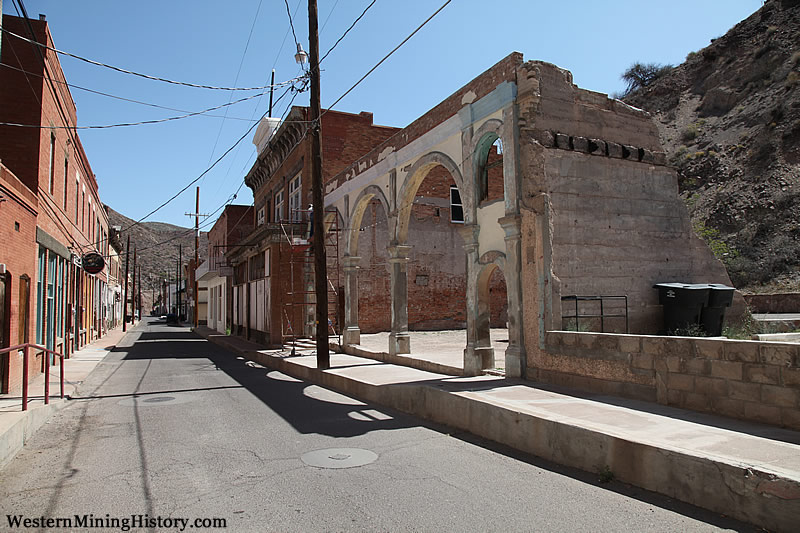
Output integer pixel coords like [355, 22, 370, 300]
[0, 273, 8, 392]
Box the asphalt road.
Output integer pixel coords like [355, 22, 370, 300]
[0, 317, 753, 532]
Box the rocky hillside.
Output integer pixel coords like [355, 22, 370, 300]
[623, 0, 800, 293]
[106, 205, 208, 311]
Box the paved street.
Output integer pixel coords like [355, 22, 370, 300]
[1, 318, 751, 532]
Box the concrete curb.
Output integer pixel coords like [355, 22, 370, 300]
[0, 399, 69, 471]
[201, 331, 800, 532]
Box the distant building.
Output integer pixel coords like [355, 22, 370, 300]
[0, 14, 112, 393]
[196, 204, 254, 333]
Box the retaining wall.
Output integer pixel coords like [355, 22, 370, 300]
[532, 331, 800, 430]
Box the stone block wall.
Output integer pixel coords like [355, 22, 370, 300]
[534, 331, 800, 430]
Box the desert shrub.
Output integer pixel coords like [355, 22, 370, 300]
[693, 221, 738, 264]
[620, 62, 673, 95]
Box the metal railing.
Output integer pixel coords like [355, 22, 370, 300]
[561, 295, 629, 333]
[0, 343, 65, 411]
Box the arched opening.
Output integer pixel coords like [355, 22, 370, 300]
[476, 260, 509, 371]
[353, 197, 391, 334]
[402, 163, 467, 332]
[475, 134, 504, 206]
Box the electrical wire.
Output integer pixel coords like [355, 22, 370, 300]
[319, 0, 377, 65]
[1, 27, 302, 91]
[204, 0, 265, 170]
[322, 0, 451, 121]
[0, 90, 270, 129]
[283, 0, 301, 56]
[117, 82, 299, 236]
[1, 61, 268, 121]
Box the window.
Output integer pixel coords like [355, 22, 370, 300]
[274, 189, 284, 221]
[288, 173, 302, 221]
[75, 175, 80, 223]
[81, 186, 86, 232]
[48, 133, 55, 195]
[256, 207, 265, 226]
[63, 158, 69, 209]
[450, 186, 464, 223]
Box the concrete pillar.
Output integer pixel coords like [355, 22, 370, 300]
[342, 255, 361, 345]
[459, 225, 491, 375]
[387, 244, 411, 355]
[499, 214, 526, 378]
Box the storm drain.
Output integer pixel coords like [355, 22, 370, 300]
[300, 448, 378, 469]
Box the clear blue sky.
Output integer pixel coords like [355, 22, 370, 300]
[9, 0, 763, 229]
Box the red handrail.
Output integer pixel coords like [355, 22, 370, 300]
[0, 343, 65, 411]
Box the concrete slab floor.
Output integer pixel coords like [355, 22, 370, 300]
[354, 328, 510, 371]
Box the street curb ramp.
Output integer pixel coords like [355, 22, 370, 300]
[206, 335, 800, 532]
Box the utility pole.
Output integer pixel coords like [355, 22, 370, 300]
[185, 187, 208, 328]
[178, 245, 182, 320]
[308, 0, 329, 369]
[137, 267, 142, 321]
[123, 235, 130, 332]
[132, 247, 137, 323]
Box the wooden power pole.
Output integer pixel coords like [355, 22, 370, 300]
[308, 0, 329, 369]
[123, 235, 130, 332]
[185, 187, 208, 328]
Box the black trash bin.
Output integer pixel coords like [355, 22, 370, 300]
[699, 283, 735, 336]
[653, 283, 710, 334]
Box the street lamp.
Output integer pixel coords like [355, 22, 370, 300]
[294, 43, 308, 66]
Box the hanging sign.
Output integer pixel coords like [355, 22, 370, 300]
[82, 252, 105, 274]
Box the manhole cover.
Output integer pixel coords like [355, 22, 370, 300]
[300, 448, 378, 469]
[118, 394, 195, 407]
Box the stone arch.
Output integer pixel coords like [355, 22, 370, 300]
[473, 255, 508, 369]
[396, 151, 464, 244]
[346, 185, 391, 257]
[471, 119, 504, 205]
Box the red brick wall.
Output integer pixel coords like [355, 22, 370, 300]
[0, 164, 39, 392]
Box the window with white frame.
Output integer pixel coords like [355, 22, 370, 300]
[274, 189, 284, 221]
[288, 173, 302, 222]
[256, 207, 265, 226]
[450, 186, 464, 223]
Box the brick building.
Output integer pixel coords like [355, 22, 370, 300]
[226, 107, 398, 345]
[196, 204, 253, 333]
[0, 14, 112, 393]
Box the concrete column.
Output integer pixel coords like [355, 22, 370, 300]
[502, 105, 521, 215]
[499, 214, 526, 378]
[387, 244, 411, 355]
[342, 255, 361, 345]
[459, 225, 491, 375]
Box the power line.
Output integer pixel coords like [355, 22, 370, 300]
[319, 0, 377, 65]
[323, 0, 452, 120]
[0, 61, 279, 121]
[204, 0, 266, 170]
[283, 0, 301, 54]
[117, 83, 300, 236]
[1, 27, 301, 91]
[0, 89, 270, 129]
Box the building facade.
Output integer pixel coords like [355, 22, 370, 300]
[0, 14, 112, 393]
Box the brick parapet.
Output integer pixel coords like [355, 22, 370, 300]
[539, 331, 800, 430]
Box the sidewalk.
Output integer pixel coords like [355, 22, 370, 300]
[196, 326, 800, 532]
[0, 323, 138, 469]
